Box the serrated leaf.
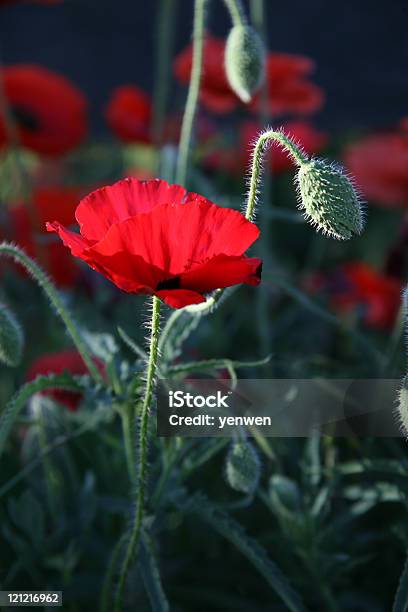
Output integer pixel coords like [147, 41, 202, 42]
[139, 531, 170, 612]
[394, 553, 408, 612]
[178, 492, 307, 612]
[0, 302, 24, 367]
[0, 373, 84, 460]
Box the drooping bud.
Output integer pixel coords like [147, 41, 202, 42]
[225, 439, 260, 494]
[296, 158, 364, 240]
[0, 302, 23, 367]
[397, 378, 408, 438]
[225, 25, 265, 103]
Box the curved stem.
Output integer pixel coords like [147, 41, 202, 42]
[114, 296, 161, 612]
[0, 242, 103, 385]
[223, 0, 246, 25]
[176, 0, 207, 186]
[245, 129, 308, 221]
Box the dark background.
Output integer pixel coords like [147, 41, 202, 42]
[0, 0, 407, 135]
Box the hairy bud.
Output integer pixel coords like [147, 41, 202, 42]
[225, 25, 265, 103]
[225, 439, 260, 494]
[296, 159, 364, 240]
[397, 377, 408, 438]
[0, 303, 23, 367]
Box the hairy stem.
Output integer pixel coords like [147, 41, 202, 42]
[121, 404, 137, 488]
[0, 242, 103, 385]
[114, 296, 161, 611]
[223, 0, 246, 25]
[245, 129, 308, 221]
[176, 0, 207, 186]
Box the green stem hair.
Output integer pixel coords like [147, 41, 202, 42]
[114, 296, 161, 611]
[223, 0, 246, 25]
[0, 242, 103, 385]
[176, 0, 207, 186]
[245, 129, 308, 221]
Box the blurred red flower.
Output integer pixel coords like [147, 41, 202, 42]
[105, 85, 151, 144]
[250, 54, 324, 116]
[204, 120, 327, 175]
[47, 178, 262, 309]
[4, 186, 84, 287]
[309, 263, 402, 329]
[174, 36, 324, 116]
[0, 65, 87, 155]
[26, 349, 101, 411]
[344, 120, 408, 207]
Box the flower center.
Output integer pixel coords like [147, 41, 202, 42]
[11, 105, 40, 132]
[156, 276, 181, 291]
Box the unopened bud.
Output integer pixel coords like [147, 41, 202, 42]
[225, 439, 260, 494]
[269, 475, 301, 513]
[225, 25, 265, 103]
[296, 159, 364, 240]
[0, 303, 23, 367]
[397, 376, 408, 438]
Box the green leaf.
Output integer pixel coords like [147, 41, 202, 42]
[165, 355, 270, 377]
[0, 373, 84, 460]
[179, 492, 307, 612]
[393, 552, 408, 612]
[139, 531, 170, 612]
[117, 326, 147, 360]
[0, 302, 24, 367]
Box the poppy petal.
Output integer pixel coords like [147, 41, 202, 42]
[88, 199, 260, 275]
[156, 289, 206, 309]
[181, 254, 262, 293]
[46, 221, 93, 257]
[75, 178, 198, 241]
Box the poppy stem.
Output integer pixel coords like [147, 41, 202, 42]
[151, 0, 177, 144]
[245, 129, 309, 221]
[176, 0, 207, 186]
[223, 0, 247, 26]
[0, 242, 103, 386]
[114, 295, 161, 612]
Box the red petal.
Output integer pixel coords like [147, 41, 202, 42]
[75, 178, 196, 241]
[46, 221, 93, 256]
[156, 289, 206, 309]
[181, 255, 262, 293]
[88, 199, 260, 276]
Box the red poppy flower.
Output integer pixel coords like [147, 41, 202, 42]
[105, 85, 151, 144]
[46, 178, 262, 309]
[4, 186, 85, 287]
[174, 36, 324, 116]
[344, 122, 408, 207]
[315, 263, 402, 329]
[0, 65, 87, 155]
[26, 349, 102, 411]
[250, 54, 324, 116]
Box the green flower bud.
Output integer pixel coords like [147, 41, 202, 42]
[0, 303, 23, 367]
[397, 376, 408, 438]
[269, 475, 301, 514]
[225, 25, 265, 103]
[225, 439, 260, 494]
[296, 158, 364, 240]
